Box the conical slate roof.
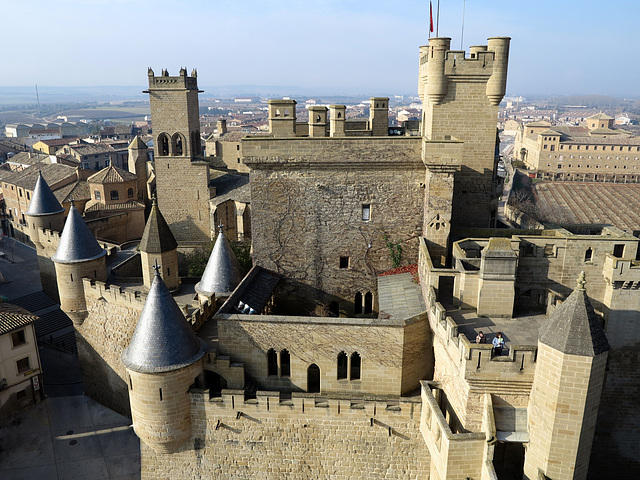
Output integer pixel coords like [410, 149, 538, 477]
[51, 203, 106, 264]
[128, 135, 148, 150]
[539, 272, 610, 356]
[195, 226, 242, 296]
[122, 271, 207, 373]
[139, 197, 178, 254]
[25, 172, 64, 217]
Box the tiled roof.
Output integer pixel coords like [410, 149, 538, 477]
[122, 273, 207, 373]
[70, 143, 111, 155]
[128, 136, 147, 150]
[588, 112, 614, 120]
[209, 171, 250, 205]
[54, 180, 90, 203]
[4, 163, 78, 190]
[0, 303, 38, 335]
[84, 200, 144, 212]
[6, 152, 49, 166]
[87, 165, 137, 184]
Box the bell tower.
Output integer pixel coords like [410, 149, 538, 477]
[145, 68, 211, 244]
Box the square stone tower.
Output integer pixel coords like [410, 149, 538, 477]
[419, 37, 510, 230]
[145, 68, 212, 244]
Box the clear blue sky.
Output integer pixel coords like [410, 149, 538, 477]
[3, 0, 639, 97]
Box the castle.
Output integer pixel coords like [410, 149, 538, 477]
[19, 34, 640, 479]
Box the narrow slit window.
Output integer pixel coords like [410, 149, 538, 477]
[362, 204, 371, 221]
[280, 349, 290, 377]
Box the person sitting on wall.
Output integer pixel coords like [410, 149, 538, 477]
[476, 331, 487, 344]
[492, 332, 505, 356]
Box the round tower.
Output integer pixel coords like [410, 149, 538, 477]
[51, 201, 107, 325]
[425, 37, 451, 105]
[524, 273, 610, 480]
[25, 172, 65, 248]
[127, 136, 149, 203]
[195, 225, 242, 303]
[486, 37, 511, 106]
[139, 196, 179, 291]
[122, 268, 207, 454]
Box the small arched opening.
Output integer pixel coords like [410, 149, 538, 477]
[267, 348, 278, 376]
[204, 370, 227, 399]
[307, 364, 320, 393]
[337, 352, 348, 380]
[364, 292, 373, 314]
[280, 349, 291, 377]
[350, 352, 361, 380]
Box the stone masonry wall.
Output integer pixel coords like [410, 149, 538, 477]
[141, 390, 430, 479]
[217, 314, 431, 396]
[244, 137, 424, 314]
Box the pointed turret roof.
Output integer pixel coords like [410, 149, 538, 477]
[122, 269, 206, 373]
[539, 272, 610, 356]
[51, 202, 106, 264]
[195, 225, 242, 296]
[128, 135, 148, 150]
[25, 172, 65, 217]
[139, 197, 178, 253]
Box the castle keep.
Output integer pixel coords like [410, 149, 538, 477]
[22, 33, 640, 479]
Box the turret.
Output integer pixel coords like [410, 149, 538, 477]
[425, 37, 451, 106]
[308, 106, 328, 137]
[486, 37, 510, 106]
[369, 97, 389, 136]
[122, 267, 207, 454]
[329, 105, 346, 137]
[524, 273, 610, 480]
[24, 172, 65, 248]
[127, 136, 149, 203]
[51, 201, 107, 325]
[477, 237, 517, 317]
[139, 196, 179, 291]
[268, 99, 297, 136]
[195, 225, 242, 303]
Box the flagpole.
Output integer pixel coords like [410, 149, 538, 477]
[460, 0, 466, 49]
[436, 0, 440, 37]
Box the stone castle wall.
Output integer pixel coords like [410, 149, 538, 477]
[141, 389, 430, 479]
[244, 137, 424, 314]
[217, 313, 431, 396]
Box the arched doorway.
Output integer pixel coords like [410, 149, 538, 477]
[307, 364, 320, 393]
[204, 370, 227, 399]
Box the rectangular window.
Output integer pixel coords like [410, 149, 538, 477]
[362, 204, 371, 222]
[550, 145, 555, 151]
[339, 256, 350, 269]
[95, 190, 101, 201]
[613, 244, 625, 258]
[16, 357, 30, 374]
[11, 329, 26, 347]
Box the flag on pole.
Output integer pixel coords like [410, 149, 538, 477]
[430, 1, 434, 33]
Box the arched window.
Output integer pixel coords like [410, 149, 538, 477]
[337, 112, 342, 118]
[284, 109, 290, 117]
[158, 134, 169, 156]
[364, 292, 373, 314]
[585, 247, 593, 262]
[307, 364, 320, 393]
[316, 115, 321, 122]
[337, 352, 348, 380]
[173, 134, 183, 155]
[354, 292, 363, 314]
[127, 187, 134, 198]
[280, 349, 290, 377]
[350, 352, 361, 380]
[267, 348, 278, 376]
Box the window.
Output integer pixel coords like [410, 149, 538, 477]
[110, 190, 119, 201]
[159, 388, 163, 401]
[543, 244, 555, 257]
[337, 352, 348, 379]
[585, 247, 593, 262]
[19, 189, 22, 197]
[613, 244, 625, 258]
[11, 329, 26, 347]
[354, 292, 363, 314]
[16, 357, 30, 374]
[364, 292, 373, 314]
[550, 145, 555, 151]
[27, 192, 30, 200]
[127, 188, 134, 198]
[83, 163, 89, 169]
[280, 349, 290, 377]
[362, 204, 371, 221]
[350, 352, 361, 380]
[339, 256, 349, 269]
[94, 190, 101, 201]
[267, 348, 278, 376]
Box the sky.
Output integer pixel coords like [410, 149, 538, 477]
[2, 0, 640, 97]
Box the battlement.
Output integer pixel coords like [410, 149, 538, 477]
[146, 67, 199, 90]
[82, 279, 216, 331]
[603, 254, 640, 285]
[190, 388, 422, 422]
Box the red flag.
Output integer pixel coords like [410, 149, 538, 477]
[430, 1, 434, 33]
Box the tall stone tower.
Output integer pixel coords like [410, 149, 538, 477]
[267, 99, 297, 136]
[122, 269, 207, 454]
[127, 136, 149, 203]
[145, 67, 211, 245]
[524, 273, 610, 480]
[51, 202, 107, 325]
[139, 196, 179, 291]
[419, 37, 510, 231]
[25, 172, 66, 300]
[369, 97, 389, 136]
